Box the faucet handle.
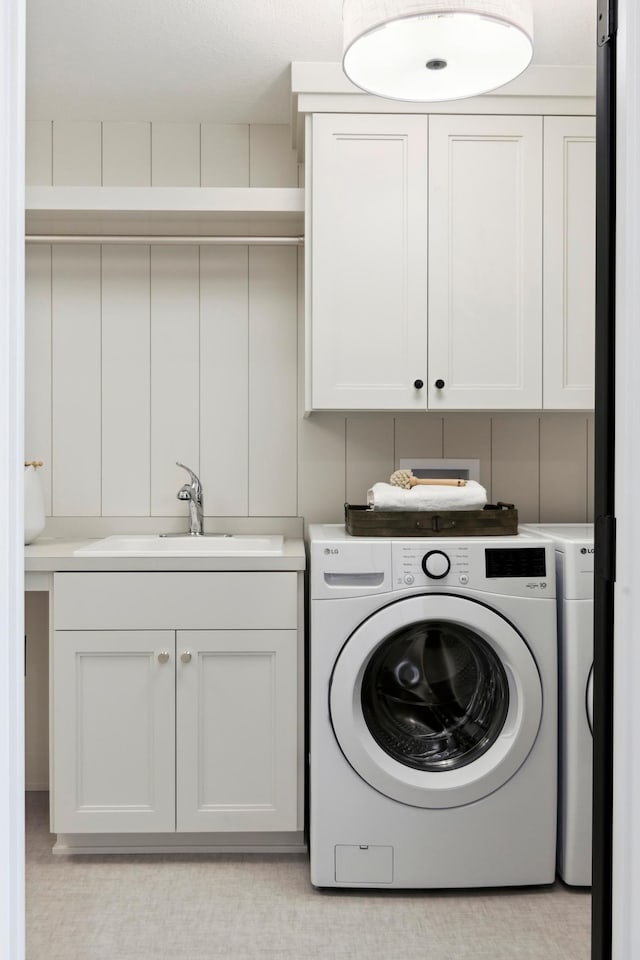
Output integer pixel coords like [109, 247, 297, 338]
[176, 461, 202, 494]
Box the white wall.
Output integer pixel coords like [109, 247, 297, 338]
[1, 0, 25, 955]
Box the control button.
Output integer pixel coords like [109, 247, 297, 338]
[421, 550, 451, 580]
[459, 574, 469, 585]
[403, 573, 415, 585]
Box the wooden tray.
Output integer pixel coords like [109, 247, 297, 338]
[344, 502, 518, 537]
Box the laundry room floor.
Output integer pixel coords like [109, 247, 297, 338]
[26, 793, 590, 960]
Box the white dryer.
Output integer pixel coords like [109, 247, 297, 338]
[520, 523, 594, 886]
[309, 525, 558, 888]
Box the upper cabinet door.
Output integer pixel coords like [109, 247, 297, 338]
[309, 114, 428, 410]
[543, 117, 596, 409]
[428, 116, 543, 410]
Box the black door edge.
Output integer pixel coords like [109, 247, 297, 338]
[592, 1, 617, 956]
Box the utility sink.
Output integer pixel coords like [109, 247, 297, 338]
[73, 534, 284, 557]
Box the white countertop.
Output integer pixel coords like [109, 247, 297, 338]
[25, 537, 306, 580]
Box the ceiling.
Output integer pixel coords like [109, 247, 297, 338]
[26, 0, 597, 125]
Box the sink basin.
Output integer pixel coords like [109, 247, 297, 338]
[74, 534, 284, 557]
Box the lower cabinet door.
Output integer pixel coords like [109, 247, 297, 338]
[176, 630, 298, 832]
[52, 630, 176, 833]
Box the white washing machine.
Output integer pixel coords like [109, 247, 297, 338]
[309, 525, 558, 888]
[520, 523, 594, 886]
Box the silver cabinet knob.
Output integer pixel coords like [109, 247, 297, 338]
[158, 652, 170, 664]
[180, 651, 192, 664]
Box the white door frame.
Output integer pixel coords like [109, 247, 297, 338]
[613, 0, 640, 956]
[0, 0, 25, 957]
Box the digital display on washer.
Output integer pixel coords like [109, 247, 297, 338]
[485, 547, 546, 579]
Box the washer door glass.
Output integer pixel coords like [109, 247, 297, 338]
[361, 620, 509, 772]
[330, 594, 544, 809]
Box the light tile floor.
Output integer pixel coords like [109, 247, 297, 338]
[26, 793, 591, 960]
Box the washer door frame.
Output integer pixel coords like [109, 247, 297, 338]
[330, 594, 543, 809]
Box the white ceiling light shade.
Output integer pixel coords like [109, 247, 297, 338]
[342, 0, 534, 102]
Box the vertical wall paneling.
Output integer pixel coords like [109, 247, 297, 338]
[394, 416, 444, 465]
[442, 414, 492, 493]
[201, 124, 249, 187]
[200, 246, 250, 517]
[23, 118, 597, 531]
[24, 245, 52, 514]
[539, 414, 589, 521]
[25, 121, 52, 185]
[52, 121, 102, 186]
[297, 245, 305, 414]
[587, 414, 595, 523]
[491, 415, 540, 522]
[296, 246, 350, 526]
[248, 246, 298, 516]
[150, 246, 200, 516]
[298, 415, 346, 527]
[249, 125, 299, 187]
[151, 123, 200, 186]
[101, 245, 151, 516]
[102, 122, 151, 187]
[346, 416, 395, 505]
[51, 245, 102, 515]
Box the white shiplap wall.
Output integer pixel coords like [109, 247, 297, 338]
[25, 120, 594, 538]
[26, 239, 298, 526]
[299, 411, 594, 527]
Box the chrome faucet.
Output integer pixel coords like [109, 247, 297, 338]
[176, 462, 204, 536]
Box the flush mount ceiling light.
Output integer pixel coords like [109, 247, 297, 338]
[342, 0, 534, 102]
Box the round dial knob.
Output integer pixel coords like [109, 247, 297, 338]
[413, 379, 424, 390]
[421, 549, 451, 580]
[434, 379, 446, 390]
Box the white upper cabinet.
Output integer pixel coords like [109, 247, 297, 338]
[543, 117, 596, 409]
[428, 115, 543, 410]
[308, 114, 428, 410]
[307, 112, 594, 413]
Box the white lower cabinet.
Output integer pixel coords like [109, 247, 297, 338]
[53, 629, 176, 833]
[51, 572, 300, 837]
[176, 629, 297, 832]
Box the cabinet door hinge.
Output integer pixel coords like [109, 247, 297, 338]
[598, 0, 616, 46]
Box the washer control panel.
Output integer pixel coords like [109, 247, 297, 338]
[391, 540, 553, 597]
[395, 543, 471, 587]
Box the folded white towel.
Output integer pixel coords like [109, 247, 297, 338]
[367, 480, 488, 512]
